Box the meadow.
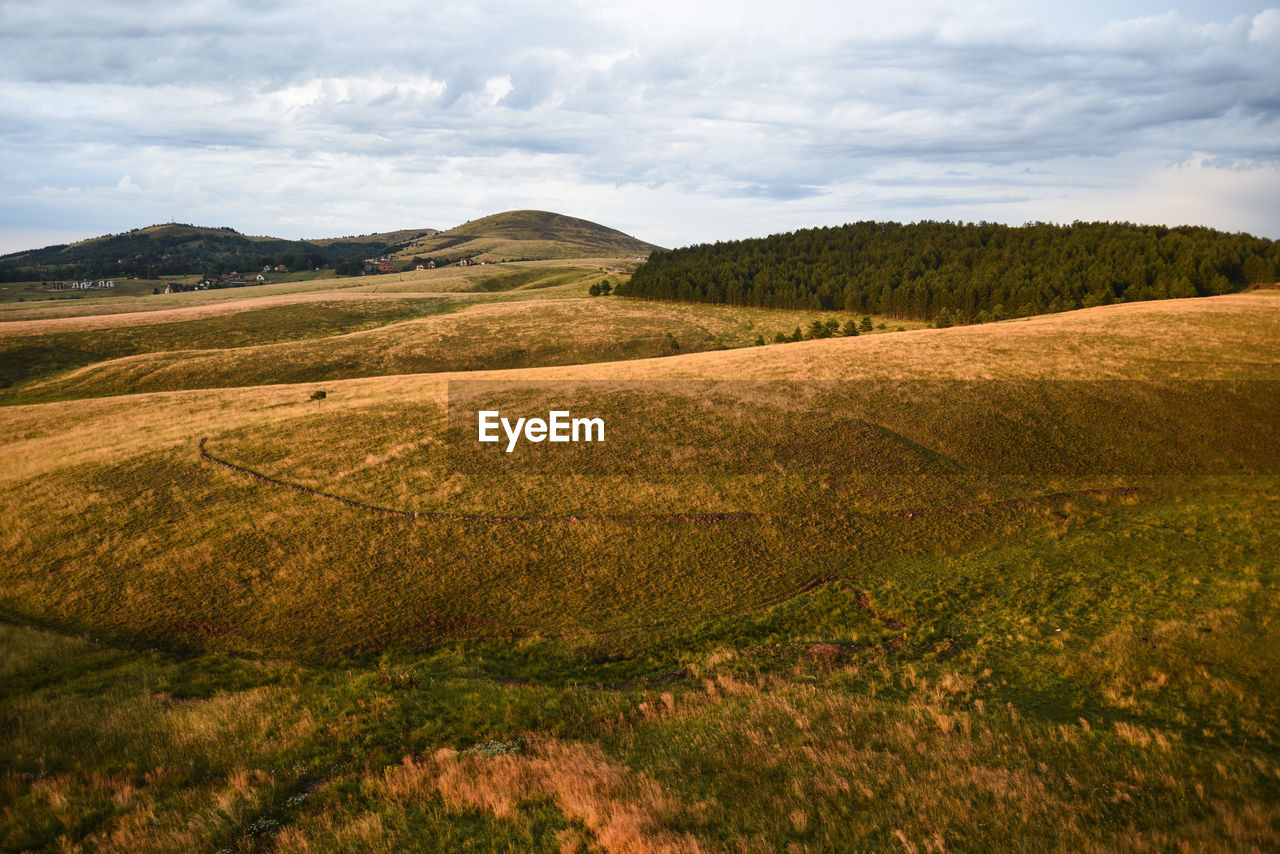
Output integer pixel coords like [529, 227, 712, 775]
[0, 259, 1276, 852]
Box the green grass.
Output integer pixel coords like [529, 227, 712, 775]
[1, 483, 1275, 851]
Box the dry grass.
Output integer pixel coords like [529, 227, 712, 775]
[0, 291, 447, 337]
[2, 291, 1274, 487]
[0, 257, 628, 326]
[382, 742, 704, 853]
[5, 295, 914, 403]
[1, 291, 1277, 852]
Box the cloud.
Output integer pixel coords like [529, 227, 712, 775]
[1, 0, 1278, 253]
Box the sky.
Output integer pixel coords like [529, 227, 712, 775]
[1, 0, 1277, 253]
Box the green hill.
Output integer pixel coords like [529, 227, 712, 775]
[0, 223, 438, 282]
[395, 210, 663, 263]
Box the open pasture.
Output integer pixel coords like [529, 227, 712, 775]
[0, 291, 1277, 852]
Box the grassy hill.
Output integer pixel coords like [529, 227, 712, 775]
[394, 210, 663, 263]
[304, 228, 439, 248]
[0, 276, 1276, 851]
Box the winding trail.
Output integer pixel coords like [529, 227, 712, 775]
[197, 437, 771, 524]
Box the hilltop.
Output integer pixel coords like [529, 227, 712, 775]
[394, 209, 663, 263]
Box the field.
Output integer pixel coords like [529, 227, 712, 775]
[0, 260, 1277, 852]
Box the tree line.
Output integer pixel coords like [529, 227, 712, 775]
[616, 221, 1279, 321]
[0, 227, 406, 282]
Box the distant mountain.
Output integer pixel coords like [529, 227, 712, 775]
[393, 210, 663, 263]
[0, 212, 658, 281]
[0, 223, 439, 281]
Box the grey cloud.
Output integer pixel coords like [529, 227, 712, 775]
[727, 184, 827, 201]
[885, 193, 1034, 209]
[2, 1, 1278, 249]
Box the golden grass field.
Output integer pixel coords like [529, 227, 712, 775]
[0, 261, 1277, 852]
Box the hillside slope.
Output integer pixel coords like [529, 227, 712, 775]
[395, 209, 663, 262]
[1, 291, 1277, 851]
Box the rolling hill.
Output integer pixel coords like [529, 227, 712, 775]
[0, 265, 1276, 852]
[393, 209, 664, 263]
